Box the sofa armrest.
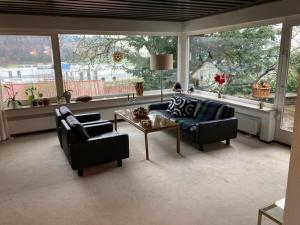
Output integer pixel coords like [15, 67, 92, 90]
[84, 122, 113, 137]
[81, 119, 110, 126]
[75, 112, 101, 123]
[148, 102, 169, 111]
[196, 118, 238, 144]
[69, 132, 129, 169]
[71, 133, 129, 154]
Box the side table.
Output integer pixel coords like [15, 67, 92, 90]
[257, 198, 285, 225]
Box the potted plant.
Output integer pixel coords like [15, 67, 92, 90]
[25, 86, 43, 106]
[3, 83, 22, 109]
[214, 73, 226, 98]
[62, 90, 72, 103]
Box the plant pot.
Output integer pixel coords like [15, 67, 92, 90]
[135, 82, 144, 96]
[64, 92, 72, 103]
[43, 98, 50, 106]
[32, 99, 38, 106]
[8, 100, 18, 109]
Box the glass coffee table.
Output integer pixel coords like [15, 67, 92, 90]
[257, 198, 285, 225]
[114, 109, 180, 160]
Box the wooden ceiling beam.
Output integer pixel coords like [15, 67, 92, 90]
[0, 0, 278, 22]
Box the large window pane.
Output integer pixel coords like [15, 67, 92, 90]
[189, 24, 282, 103]
[280, 26, 300, 132]
[59, 35, 177, 98]
[0, 35, 56, 101]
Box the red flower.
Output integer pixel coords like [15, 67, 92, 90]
[214, 74, 226, 85]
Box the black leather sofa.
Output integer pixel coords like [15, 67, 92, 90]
[149, 95, 238, 150]
[60, 115, 129, 176]
[55, 106, 109, 147]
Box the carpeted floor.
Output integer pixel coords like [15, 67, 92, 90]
[0, 122, 290, 225]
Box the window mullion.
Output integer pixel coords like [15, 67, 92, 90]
[51, 34, 64, 98]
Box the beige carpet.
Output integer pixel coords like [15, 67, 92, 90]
[0, 122, 290, 225]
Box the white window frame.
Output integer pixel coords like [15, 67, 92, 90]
[186, 19, 286, 107]
[0, 32, 60, 100]
[0, 30, 181, 101]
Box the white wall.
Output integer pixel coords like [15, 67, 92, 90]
[283, 76, 300, 225]
[183, 0, 300, 33]
[0, 14, 182, 34]
[1, 2, 300, 224]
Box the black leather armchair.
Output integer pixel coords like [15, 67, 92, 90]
[61, 119, 129, 176]
[55, 106, 109, 147]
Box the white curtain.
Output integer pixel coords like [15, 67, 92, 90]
[0, 82, 10, 141]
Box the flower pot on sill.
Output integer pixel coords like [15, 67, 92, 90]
[32, 99, 39, 107]
[8, 100, 18, 109]
[135, 82, 144, 96]
[43, 98, 50, 106]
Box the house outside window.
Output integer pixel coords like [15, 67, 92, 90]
[189, 24, 283, 104]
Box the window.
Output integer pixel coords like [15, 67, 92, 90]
[281, 26, 300, 132]
[189, 24, 282, 103]
[59, 34, 177, 98]
[0, 35, 56, 101]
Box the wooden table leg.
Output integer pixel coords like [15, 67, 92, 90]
[114, 113, 117, 131]
[145, 132, 149, 160]
[176, 126, 180, 154]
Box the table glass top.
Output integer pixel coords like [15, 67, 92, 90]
[115, 109, 177, 131]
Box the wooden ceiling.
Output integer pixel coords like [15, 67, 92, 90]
[0, 0, 279, 22]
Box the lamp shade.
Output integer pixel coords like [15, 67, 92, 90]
[150, 54, 173, 71]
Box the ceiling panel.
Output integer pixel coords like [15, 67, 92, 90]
[0, 0, 280, 22]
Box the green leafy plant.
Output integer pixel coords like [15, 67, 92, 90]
[25, 86, 43, 105]
[62, 89, 72, 103]
[62, 89, 72, 96]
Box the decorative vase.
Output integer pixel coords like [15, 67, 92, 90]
[32, 99, 38, 106]
[64, 92, 72, 103]
[8, 100, 18, 109]
[218, 93, 222, 99]
[135, 82, 144, 96]
[43, 98, 50, 106]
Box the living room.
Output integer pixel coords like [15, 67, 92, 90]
[0, 0, 299, 225]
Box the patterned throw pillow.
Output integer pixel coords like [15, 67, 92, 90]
[171, 97, 186, 117]
[171, 97, 196, 117]
[182, 99, 197, 118]
[166, 96, 177, 114]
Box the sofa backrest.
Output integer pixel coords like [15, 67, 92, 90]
[65, 115, 90, 142]
[59, 106, 73, 119]
[183, 96, 235, 121]
[194, 100, 224, 121]
[55, 106, 73, 126]
[214, 104, 235, 120]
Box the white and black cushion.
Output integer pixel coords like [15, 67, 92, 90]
[170, 97, 198, 118]
[166, 96, 177, 114]
[182, 99, 197, 118]
[171, 97, 186, 117]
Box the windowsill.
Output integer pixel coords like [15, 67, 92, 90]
[183, 92, 276, 113]
[4, 90, 173, 112]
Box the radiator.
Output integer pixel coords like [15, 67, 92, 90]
[235, 112, 261, 135]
